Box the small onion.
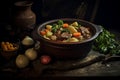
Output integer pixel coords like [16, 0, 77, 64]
[22, 36, 34, 46]
[16, 54, 29, 68]
[25, 48, 37, 60]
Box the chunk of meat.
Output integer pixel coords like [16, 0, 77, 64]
[79, 26, 91, 38]
[61, 32, 72, 39]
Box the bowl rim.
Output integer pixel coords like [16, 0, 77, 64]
[37, 18, 102, 45]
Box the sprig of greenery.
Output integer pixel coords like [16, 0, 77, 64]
[93, 26, 120, 55]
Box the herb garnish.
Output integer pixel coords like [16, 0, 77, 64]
[93, 26, 120, 55]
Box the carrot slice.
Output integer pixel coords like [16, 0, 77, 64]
[45, 29, 49, 32]
[40, 30, 46, 35]
[63, 23, 69, 28]
[73, 32, 81, 37]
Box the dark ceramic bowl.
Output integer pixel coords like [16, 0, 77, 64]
[37, 18, 102, 60]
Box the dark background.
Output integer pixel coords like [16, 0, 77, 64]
[95, 0, 120, 30]
[0, 0, 119, 32]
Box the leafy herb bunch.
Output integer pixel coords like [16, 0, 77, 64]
[93, 26, 120, 55]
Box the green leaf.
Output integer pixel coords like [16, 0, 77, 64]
[58, 20, 63, 25]
[92, 26, 120, 55]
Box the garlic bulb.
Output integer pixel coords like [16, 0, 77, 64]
[25, 48, 37, 60]
[22, 36, 34, 46]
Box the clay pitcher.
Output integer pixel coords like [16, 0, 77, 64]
[13, 1, 36, 36]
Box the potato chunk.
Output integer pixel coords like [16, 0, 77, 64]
[67, 25, 78, 34]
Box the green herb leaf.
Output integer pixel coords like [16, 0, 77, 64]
[93, 26, 120, 55]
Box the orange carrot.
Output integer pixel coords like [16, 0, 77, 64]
[63, 23, 69, 28]
[73, 32, 81, 37]
[40, 30, 46, 35]
[45, 29, 49, 32]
